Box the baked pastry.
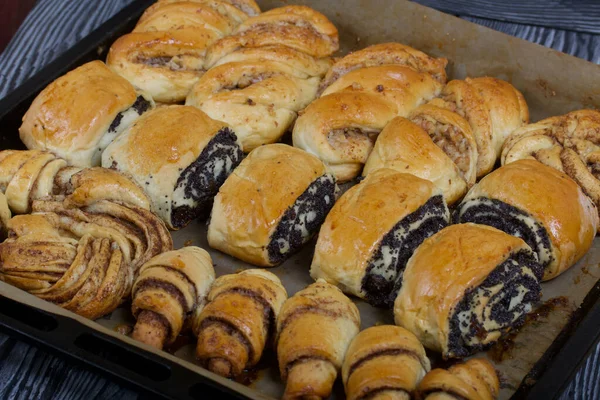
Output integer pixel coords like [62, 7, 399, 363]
[102, 106, 243, 230]
[292, 92, 398, 182]
[107, 0, 259, 103]
[394, 223, 542, 358]
[363, 117, 468, 205]
[342, 325, 431, 400]
[311, 168, 450, 307]
[430, 77, 529, 177]
[501, 109, 600, 219]
[455, 159, 598, 281]
[416, 358, 500, 400]
[187, 6, 339, 151]
[0, 190, 172, 320]
[0, 192, 10, 240]
[208, 144, 337, 267]
[0, 150, 150, 214]
[19, 61, 153, 167]
[131, 247, 215, 350]
[409, 104, 478, 187]
[195, 269, 287, 378]
[319, 42, 448, 91]
[276, 279, 360, 399]
[203, 5, 339, 68]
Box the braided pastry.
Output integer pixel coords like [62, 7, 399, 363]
[0, 192, 10, 240]
[394, 224, 542, 359]
[342, 325, 431, 400]
[19, 61, 153, 167]
[132, 247, 215, 350]
[430, 77, 529, 178]
[416, 358, 500, 400]
[456, 159, 598, 281]
[276, 279, 360, 400]
[187, 6, 338, 151]
[195, 269, 287, 379]
[107, 0, 259, 103]
[363, 117, 468, 205]
[502, 109, 600, 218]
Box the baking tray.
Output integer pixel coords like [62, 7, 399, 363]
[1, 0, 600, 399]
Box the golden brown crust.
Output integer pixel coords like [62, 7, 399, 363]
[0, 192, 10, 239]
[409, 104, 478, 187]
[195, 269, 287, 378]
[363, 117, 468, 205]
[320, 42, 448, 92]
[311, 169, 443, 299]
[131, 247, 215, 349]
[416, 358, 500, 400]
[276, 279, 360, 399]
[204, 5, 339, 67]
[462, 159, 598, 280]
[321, 65, 443, 117]
[207, 144, 328, 266]
[342, 325, 431, 400]
[156, 0, 261, 16]
[292, 92, 397, 182]
[19, 61, 141, 167]
[394, 223, 531, 355]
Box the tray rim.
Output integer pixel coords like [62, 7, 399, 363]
[0, 0, 599, 399]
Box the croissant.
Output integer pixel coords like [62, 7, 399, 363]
[107, 0, 259, 103]
[409, 104, 478, 187]
[363, 117, 468, 205]
[194, 269, 287, 378]
[416, 358, 500, 400]
[501, 109, 600, 221]
[342, 325, 431, 400]
[394, 223, 542, 358]
[276, 279, 360, 399]
[131, 247, 215, 350]
[208, 144, 337, 266]
[19, 61, 153, 167]
[430, 77, 529, 177]
[0, 150, 150, 214]
[187, 6, 338, 151]
[293, 43, 445, 182]
[311, 168, 450, 308]
[456, 159, 598, 280]
[103, 105, 243, 229]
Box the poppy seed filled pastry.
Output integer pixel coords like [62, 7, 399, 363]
[131, 246, 215, 350]
[342, 325, 431, 400]
[430, 77, 529, 177]
[311, 169, 450, 308]
[363, 117, 468, 205]
[107, 0, 259, 103]
[456, 159, 598, 281]
[394, 223, 543, 359]
[276, 279, 360, 400]
[102, 106, 243, 230]
[416, 358, 500, 400]
[208, 144, 337, 267]
[19, 61, 154, 167]
[195, 269, 287, 379]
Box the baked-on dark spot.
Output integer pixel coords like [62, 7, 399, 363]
[447, 250, 542, 358]
[361, 195, 449, 308]
[456, 197, 553, 276]
[267, 175, 337, 265]
[108, 95, 152, 133]
[171, 128, 243, 229]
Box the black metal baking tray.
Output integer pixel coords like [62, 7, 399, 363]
[1, 0, 600, 399]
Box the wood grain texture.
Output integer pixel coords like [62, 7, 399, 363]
[0, 1, 599, 399]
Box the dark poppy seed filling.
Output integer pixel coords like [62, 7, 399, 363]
[267, 174, 337, 265]
[447, 249, 542, 358]
[456, 197, 553, 276]
[108, 95, 152, 133]
[361, 195, 450, 308]
[171, 128, 243, 229]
